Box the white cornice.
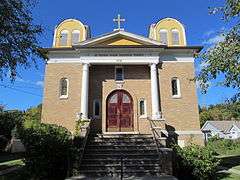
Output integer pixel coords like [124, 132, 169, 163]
[76, 30, 164, 46]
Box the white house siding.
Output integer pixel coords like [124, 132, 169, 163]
[228, 125, 240, 139]
[202, 123, 225, 139]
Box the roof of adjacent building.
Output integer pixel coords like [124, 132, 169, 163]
[202, 121, 240, 133]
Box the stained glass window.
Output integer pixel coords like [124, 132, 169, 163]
[140, 100, 145, 116]
[172, 78, 180, 96]
[123, 94, 130, 103]
[110, 94, 118, 103]
[115, 67, 123, 81]
[60, 78, 68, 96]
[94, 100, 100, 117]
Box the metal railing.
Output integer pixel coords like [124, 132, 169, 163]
[78, 119, 92, 166]
[148, 117, 166, 174]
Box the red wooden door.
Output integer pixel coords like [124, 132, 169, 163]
[107, 90, 133, 132]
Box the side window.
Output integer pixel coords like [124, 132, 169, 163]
[159, 29, 168, 45]
[115, 66, 124, 81]
[93, 100, 100, 118]
[60, 78, 69, 98]
[171, 78, 181, 98]
[72, 30, 80, 45]
[172, 29, 180, 45]
[139, 99, 147, 117]
[60, 30, 68, 46]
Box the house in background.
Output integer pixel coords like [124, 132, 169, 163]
[201, 121, 240, 140]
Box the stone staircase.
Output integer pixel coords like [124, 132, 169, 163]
[76, 134, 172, 178]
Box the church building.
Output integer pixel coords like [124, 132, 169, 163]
[41, 16, 203, 146]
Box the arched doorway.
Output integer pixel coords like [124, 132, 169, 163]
[106, 90, 134, 132]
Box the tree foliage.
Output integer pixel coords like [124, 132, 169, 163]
[197, 0, 240, 101]
[0, 0, 44, 80]
[17, 120, 72, 179]
[199, 102, 240, 126]
[173, 144, 220, 180]
[23, 104, 42, 122]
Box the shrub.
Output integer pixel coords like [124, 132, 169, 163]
[207, 137, 240, 156]
[17, 120, 73, 180]
[0, 111, 22, 139]
[0, 135, 9, 152]
[173, 144, 220, 180]
[0, 111, 22, 151]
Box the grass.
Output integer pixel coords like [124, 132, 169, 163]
[0, 152, 23, 163]
[0, 159, 24, 171]
[218, 172, 240, 180]
[0, 152, 24, 171]
[233, 165, 240, 171]
[217, 154, 240, 180]
[206, 139, 240, 179]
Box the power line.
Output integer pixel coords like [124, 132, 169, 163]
[0, 84, 42, 97]
[0, 83, 42, 90]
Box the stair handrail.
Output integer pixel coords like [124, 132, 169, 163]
[148, 116, 165, 173]
[78, 118, 92, 166]
[148, 117, 161, 154]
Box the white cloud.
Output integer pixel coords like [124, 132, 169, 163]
[36, 81, 44, 87]
[203, 34, 225, 45]
[204, 30, 215, 37]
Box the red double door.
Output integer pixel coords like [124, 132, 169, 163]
[107, 90, 133, 132]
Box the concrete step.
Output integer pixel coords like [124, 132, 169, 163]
[81, 158, 161, 165]
[91, 134, 153, 139]
[77, 169, 163, 177]
[85, 149, 158, 154]
[79, 164, 161, 170]
[88, 139, 155, 144]
[84, 153, 159, 159]
[90, 136, 154, 141]
[87, 144, 157, 149]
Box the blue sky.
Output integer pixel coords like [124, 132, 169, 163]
[0, 0, 237, 110]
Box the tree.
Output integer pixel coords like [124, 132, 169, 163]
[199, 101, 240, 126]
[197, 0, 240, 101]
[0, 0, 44, 80]
[23, 104, 42, 122]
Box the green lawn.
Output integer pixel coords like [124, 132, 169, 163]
[0, 153, 24, 171]
[0, 153, 23, 163]
[218, 172, 240, 180]
[233, 165, 240, 171]
[217, 154, 240, 180]
[0, 159, 24, 171]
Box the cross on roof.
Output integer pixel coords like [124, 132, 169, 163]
[113, 14, 125, 31]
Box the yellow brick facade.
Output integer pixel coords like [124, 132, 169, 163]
[42, 17, 203, 146]
[41, 62, 203, 145]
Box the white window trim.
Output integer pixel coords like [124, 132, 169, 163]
[139, 99, 147, 118]
[159, 29, 168, 45]
[93, 99, 100, 119]
[172, 78, 181, 98]
[115, 66, 124, 82]
[72, 29, 80, 45]
[60, 30, 69, 46]
[59, 78, 69, 99]
[171, 29, 180, 46]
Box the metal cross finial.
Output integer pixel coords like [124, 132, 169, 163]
[113, 14, 125, 31]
